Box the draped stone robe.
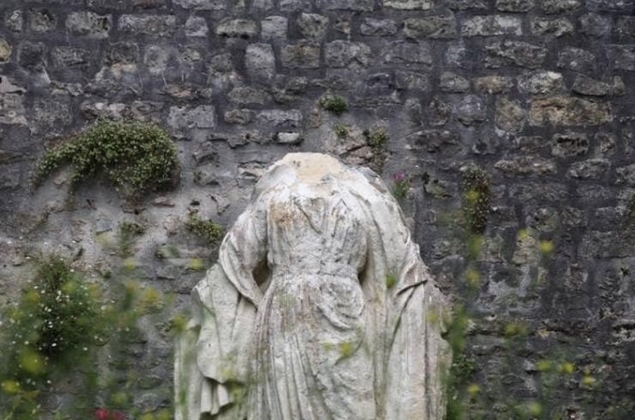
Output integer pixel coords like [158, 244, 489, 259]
[175, 153, 450, 420]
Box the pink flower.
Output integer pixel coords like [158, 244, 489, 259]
[393, 171, 406, 183]
[95, 408, 125, 420]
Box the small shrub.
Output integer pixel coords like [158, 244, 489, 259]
[365, 129, 388, 149]
[32, 120, 180, 200]
[461, 166, 491, 235]
[320, 96, 348, 116]
[333, 124, 348, 138]
[392, 172, 410, 201]
[185, 213, 224, 245]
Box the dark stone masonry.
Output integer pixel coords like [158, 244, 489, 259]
[1, 0, 635, 417]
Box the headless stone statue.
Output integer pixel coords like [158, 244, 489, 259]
[175, 153, 451, 419]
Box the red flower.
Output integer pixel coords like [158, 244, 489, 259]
[95, 408, 125, 420]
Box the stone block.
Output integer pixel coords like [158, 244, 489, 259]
[404, 16, 458, 39]
[567, 159, 609, 179]
[462, 16, 522, 37]
[261, 16, 287, 40]
[5, 10, 23, 32]
[446, 0, 487, 9]
[28, 9, 56, 32]
[409, 129, 462, 154]
[610, 45, 635, 71]
[456, 95, 486, 125]
[51, 47, 92, 69]
[384, 0, 432, 9]
[0, 94, 27, 125]
[580, 13, 611, 38]
[281, 42, 320, 69]
[541, 0, 579, 13]
[439, 72, 469, 92]
[185, 17, 209, 37]
[256, 110, 302, 128]
[572, 75, 611, 96]
[485, 40, 547, 69]
[360, 18, 397, 36]
[474, 76, 514, 94]
[245, 43, 275, 80]
[216, 19, 258, 39]
[173, 0, 226, 9]
[144, 45, 171, 74]
[317, 0, 375, 10]
[228, 87, 271, 105]
[518, 71, 564, 95]
[557, 47, 595, 73]
[168, 105, 216, 133]
[280, 0, 312, 11]
[551, 132, 589, 157]
[298, 13, 328, 39]
[530, 97, 612, 126]
[586, 0, 633, 13]
[616, 164, 635, 186]
[325, 41, 370, 68]
[494, 157, 556, 175]
[0, 38, 12, 63]
[395, 71, 430, 91]
[530, 18, 573, 37]
[119, 15, 177, 36]
[496, 98, 525, 132]
[17, 41, 46, 70]
[616, 17, 635, 38]
[496, 0, 534, 11]
[224, 109, 255, 125]
[66, 12, 111, 39]
[382, 42, 432, 65]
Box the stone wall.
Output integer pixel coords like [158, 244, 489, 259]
[1, 0, 635, 417]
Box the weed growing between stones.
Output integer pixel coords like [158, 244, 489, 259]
[0, 256, 172, 419]
[117, 221, 145, 258]
[184, 212, 224, 245]
[461, 166, 491, 235]
[391, 171, 410, 202]
[319, 95, 348, 116]
[32, 120, 180, 201]
[364, 127, 388, 172]
[333, 123, 348, 138]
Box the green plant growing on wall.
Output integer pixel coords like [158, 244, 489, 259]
[364, 127, 389, 173]
[333, 123, 348, 138]
[320, 96, 348, 116]
[32, 120, 180, 201]
[185, 212, 224, 245]
[461, 166, 491, 235]
[117, 221, 145, 258]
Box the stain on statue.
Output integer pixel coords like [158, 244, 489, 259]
[175, 153, 451, 420]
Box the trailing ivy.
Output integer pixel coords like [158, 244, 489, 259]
[33, 120, 180, 200]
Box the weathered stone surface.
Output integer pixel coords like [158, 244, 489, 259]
[572, 75, 611, 96]
[613, 76, 626, 96]
[17, 41, 46, 70]
[317, 0, 374, 10]
[279, 0, 311, 11]
[610, 46, 635, 71]
[360, 18, 397, 36]
[485, 40, 547, 68]
[383, 42, 432, 65]
[168, 105, 216, 132]
[119, 15, 175, 36]
[228, 86, 270, 105]
[384, 0, 432, 9]
[173, 0, 226, 9]
[496, 97, 525, 132]
[474, 76, 514, 94]
[256, 109, 302, 128]
[0, 38, 12, 63]
[462, 16, 522, 37]
[404, 17, 458, 39]
[410, 129, 461, 154]
[580, 13, 611, 38]
[456, 95, 486, 125]
[495, 157, 557, 175]
[447, 0, 487, 9]
[298, 13, 328, 39]
[261, 16, 287, 40]
[144, 45, 171, 74]
[551, 132, 589, 157]
[530, 18, 573, 37]
[28, 9, 56, 32]
[275, 132, 302, 144]
[216, 19, 258, 39]
[325, 41, 370, 68]
[616, 17, 635, 38]
[66, 12, 111, 38]
[557, 47, 595, 73]
[185, 17, 209, 37]
[224, 109, 255, 125]
[567, 159, 609, 179]
[281, 42, 320, 69]
[530, 97, 612, 126]
[440, 72, 469, 92]
[245, 43, 275, 80]
[496, 0, 534, 11]
[541, 0, 579, 13]
[518, 71, 564, 95]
